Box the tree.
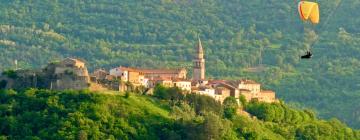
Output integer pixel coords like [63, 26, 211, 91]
[223, 97, 239, 119]
[185, 94, 222, 115]
[153, 84, 183, 102]
[198, 112, 224, 140]
[153, 84, 168, 99]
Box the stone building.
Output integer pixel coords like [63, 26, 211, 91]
[193, 37, 206, 81]
[147, 78, 191, 92]
[253, 90, 276, 103]
[44, 58, 90, 90]
[148, 78, 173, 88]
[229, 80, 261, 93]
[214, 86, 231, 104]
[140, 68, 187, 80]
[109, 67, 146, 87]
[0, 58, 90, 90]
[172, 79, 192, 92]
[0, 69, 39, 90]
[110, 67, 186, 82]
[91, 69, 108, 81]
[199, 79, 278, 103]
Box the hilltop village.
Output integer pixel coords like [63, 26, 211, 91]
[0, 39, 277, 103]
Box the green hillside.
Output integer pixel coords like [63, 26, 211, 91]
[1, 0, 360, 128]
[0, 89, 359, 139]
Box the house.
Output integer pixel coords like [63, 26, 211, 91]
[148, 78, 173, 88]
[138, 68, 187, 80]
[110, 66, 187, 80]
[61, 57, 86, 68]
[196, 86, 215, 96]
[91, 69, 108, 81]
[257, 90, 276, 103]
[215, 87, 231, 96]
[228, 80, 261, 93]
[173, 79, 192, 92]
[210, 81, 240, 98]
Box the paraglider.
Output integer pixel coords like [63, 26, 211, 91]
[298, 1, 320, 24]
[297, 0, 320, 59]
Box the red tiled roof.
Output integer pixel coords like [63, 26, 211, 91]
[172, 79, 192, 82]
[191, 87, 200, 91]
[147, 77, 190, 82]
[198, 85, 213, 90]
[216, 82, 237, 90]
[116, 66, 186, 74]
[148, 77, 172, 81]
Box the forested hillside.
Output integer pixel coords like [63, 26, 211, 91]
[1, 0, 360, 128]
[1, 89, 359, 139]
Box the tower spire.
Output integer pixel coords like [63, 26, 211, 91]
[195, 35, 204, 59]
[197, 35, 203, 54]
[193, 36, 205, 81]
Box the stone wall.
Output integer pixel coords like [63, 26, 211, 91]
[0, 58, 90, 91]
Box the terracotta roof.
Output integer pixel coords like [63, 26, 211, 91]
[173, 79, 192, 82]
[191, 87, 200, 91]
[148, 77, 172, 81]
[147, 77, 191, 83]
[138, 68, 186, 74]
[215, 82, 237, 90]
[115, 66, 186, 74]
[198, 85, 213, 90]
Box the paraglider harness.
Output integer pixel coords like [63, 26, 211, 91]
[301, 51, 312, 59]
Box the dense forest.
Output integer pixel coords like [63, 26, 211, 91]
[1, 88, 359, 139]
[0, 0, 360, 129]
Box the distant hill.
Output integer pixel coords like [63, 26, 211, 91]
[1, 0, 360, 128]
[0, 89, 359, 139]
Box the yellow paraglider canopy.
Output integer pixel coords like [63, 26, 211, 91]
[298, 1, 319, 24]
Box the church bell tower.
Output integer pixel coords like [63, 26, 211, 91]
[193, 37, 205, 81]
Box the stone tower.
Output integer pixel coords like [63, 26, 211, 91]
[193, 37, 205, 81]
